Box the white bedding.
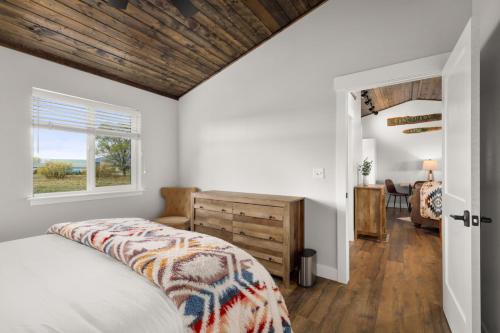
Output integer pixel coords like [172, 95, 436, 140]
[0, 234, 184, 333]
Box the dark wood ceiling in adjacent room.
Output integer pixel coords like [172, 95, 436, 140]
[0, 0, 326, 99]
[361, 77, 442, 117]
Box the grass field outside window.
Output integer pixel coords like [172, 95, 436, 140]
[33, 172, 132, 194]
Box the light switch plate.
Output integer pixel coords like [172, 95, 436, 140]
[312, 168, 325, 179]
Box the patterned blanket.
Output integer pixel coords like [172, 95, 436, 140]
[48, 218, 292, 333]
[420, 182, 442, 220]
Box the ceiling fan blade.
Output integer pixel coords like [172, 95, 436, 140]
[109, 0, 128, 10]
[171, 0, 198, 17]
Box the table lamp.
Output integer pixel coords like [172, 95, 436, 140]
[422, 159, 437, 181]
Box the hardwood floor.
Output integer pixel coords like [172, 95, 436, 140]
[279, 208, 450, 333]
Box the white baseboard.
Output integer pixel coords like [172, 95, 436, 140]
[316, 264, 338, 281]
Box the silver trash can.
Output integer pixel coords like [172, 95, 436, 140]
[298, 249, 316, 287]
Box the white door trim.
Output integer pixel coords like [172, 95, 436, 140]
[333, 53, 449, 284]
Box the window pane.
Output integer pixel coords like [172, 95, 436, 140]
[33, 129, 87, 194]
[95, 136, 132, 187]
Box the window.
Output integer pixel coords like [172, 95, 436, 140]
[31, 88, 142, 204]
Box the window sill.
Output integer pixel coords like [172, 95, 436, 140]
[28, 189, 144, 206]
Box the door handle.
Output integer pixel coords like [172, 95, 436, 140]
[472, 215, 493, 226]
[481, 216, 493, 223]
[450, 210, 470, 227]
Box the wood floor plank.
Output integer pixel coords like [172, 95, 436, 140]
[278, 208, 450, 333]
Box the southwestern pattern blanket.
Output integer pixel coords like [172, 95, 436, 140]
[48, 218, 292, 333]
[420, 182, 442, 220]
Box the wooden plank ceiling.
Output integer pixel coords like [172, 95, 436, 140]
[0, 0, 326, 99]
[361, 77, 442, 117]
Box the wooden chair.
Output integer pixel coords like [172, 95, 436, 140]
[154, 187, 199, 230]
[385, 179, 409, 209]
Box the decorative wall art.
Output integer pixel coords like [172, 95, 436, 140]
[387, 113, 442, 126]
[403, 127, 442, 134]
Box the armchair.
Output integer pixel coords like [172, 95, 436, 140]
[154, 187, 199, 230]
[410, 182, 441, 237]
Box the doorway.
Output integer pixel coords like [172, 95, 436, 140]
[348, 78, 446, 330]
[334, 53, 449, 284]
[355, 77, 443, 234]
[334, 20, 480, 332]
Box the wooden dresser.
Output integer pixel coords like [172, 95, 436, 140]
[354, 185, 387, 241]
[191, 191, 304, 287]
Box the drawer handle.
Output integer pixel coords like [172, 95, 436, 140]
[239, 212, 245, 216]
[239, 231, 245, 235]
[268, 257, 273, 262]
[269, 236, 274, 241]
[199, 222, 204, 226]
[269, 215, 274, 219]
[199, 205, 204, 209]
[221, 209, 226, 212]
[221, 227, 226, 231]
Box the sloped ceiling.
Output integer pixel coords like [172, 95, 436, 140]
[361, 77, 442, 117]
[0, 0, 326, 99]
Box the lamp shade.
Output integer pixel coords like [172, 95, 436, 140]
[422, 159, 438, 171]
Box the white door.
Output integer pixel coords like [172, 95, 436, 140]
[442, 19, 480, 333]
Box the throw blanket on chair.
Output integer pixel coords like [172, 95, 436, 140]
[48, 218, 292, 333]
[420, 182, 442, 220]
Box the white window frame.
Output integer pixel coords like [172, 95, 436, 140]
[29, 88, 143, 205]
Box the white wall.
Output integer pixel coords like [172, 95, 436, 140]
[479, 0, 500, 330]
[362, 100, 443, 189]
[178, 0, 471, 278]
[361, 139, 377, 185]
[0, 47, 178, 242]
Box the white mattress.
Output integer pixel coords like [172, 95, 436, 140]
[0, 234, 184, 333]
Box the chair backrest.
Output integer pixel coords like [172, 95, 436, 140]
[413, 180, 426, 188]
[385, 179, 397, 194]
[160, 187, 199, 218]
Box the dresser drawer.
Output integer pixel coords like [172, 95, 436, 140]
[233, 203, 284, 221]
[194, 198, 232, 213]
[235, 241, 284, 276]
[241, 247, 283, 264]
[233, 215, 283, 242]
[233, 233, 283, 253]
[194, 208, 233, 232]
[194, 224, 233, 242]
[256, 259, 284, 277]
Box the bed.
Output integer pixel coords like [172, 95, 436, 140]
[0, 218, 291, 333]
